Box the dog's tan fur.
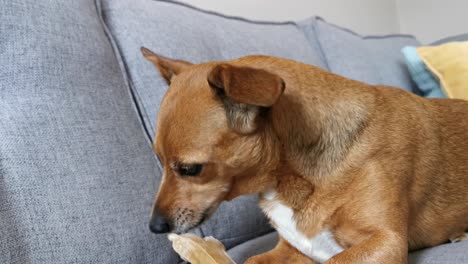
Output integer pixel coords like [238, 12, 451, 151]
[142, 48, 468, 263]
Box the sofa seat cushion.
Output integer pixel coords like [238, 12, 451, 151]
[228, 232, 468, 264]
[0, 0, 176, 263]
[312, 17, 421, 93]
[99, 0, 327, 250]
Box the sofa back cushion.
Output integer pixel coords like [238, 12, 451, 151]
[101, 0, 327, 136]
[312, 17, 420, 92]
[99, 0, 327, 249]
[431, 33, 468, 45]
[0, 0, 177, 263]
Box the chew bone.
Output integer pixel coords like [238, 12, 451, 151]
[168, 233, 236, 264]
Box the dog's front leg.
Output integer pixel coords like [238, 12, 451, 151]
[245, 236, 316, 264]
[325, 231, 407, 264]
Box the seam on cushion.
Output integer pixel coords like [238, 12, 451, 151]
[309, 17, 331, 71]
[95, 0, 155, 140]
[96, 0, 280, 248]
[152, 0, 297, 26]
[154, 0, 331, 72]
[295, 17, 330, 71]
[153, 1, 419, 42]
[94, 0, 162, 176]
[312, 17, 332, 71]
[149, 0, 283, 247]
[315, 16, 420, 41]
[153, 1, 327, 72]
[198, 223, 206, 240]
[314, 17, 420, 74]
[94, 2, 200, 249]
[431, 34, 468, 45]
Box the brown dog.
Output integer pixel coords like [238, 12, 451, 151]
[141, 47, 468, 264]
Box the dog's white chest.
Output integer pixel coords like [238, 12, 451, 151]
[260, 191, 344, 263]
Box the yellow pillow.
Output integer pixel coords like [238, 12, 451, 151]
[417, 42, 468, 100]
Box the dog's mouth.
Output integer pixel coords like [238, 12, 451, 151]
[172, 216, 205, 234]
[172, 204, 219, 234]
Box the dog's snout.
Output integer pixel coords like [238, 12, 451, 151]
[149, 211, 171, 234]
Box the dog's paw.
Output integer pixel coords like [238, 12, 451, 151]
[245, 254, 316, 264]
[244, 255, 269, 264]
[245, 253, 284, 264]
[450, 232, 468, 243]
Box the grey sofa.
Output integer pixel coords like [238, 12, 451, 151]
[1, 0, 466, 263]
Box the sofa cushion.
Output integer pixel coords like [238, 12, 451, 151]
[0, 0, 177, 263]
[408, 240, 468, 264]
[100, 0, 327, 136]
[431, 34, 468, 45]
[228, 232, 468, 264]
[312, 17, 421, 92]
[99, 0, 326, 249]
[228, 232, 279, 264]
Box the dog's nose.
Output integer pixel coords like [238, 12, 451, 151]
[149, 211, 171, 234]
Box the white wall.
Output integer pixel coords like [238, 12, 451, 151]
[396, 0, 468, 43]
[179, 0, 400, 35]
[179, 0, 467, 43]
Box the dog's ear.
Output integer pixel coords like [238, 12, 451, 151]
[207, 64, 285, 107]
[207, 64, 285, 134]
[141, 47, 192, 84]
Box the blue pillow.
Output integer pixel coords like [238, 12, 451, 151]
[401, 46, 446, 98]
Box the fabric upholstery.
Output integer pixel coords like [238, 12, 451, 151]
[408, 240, 468, 264]
[228, 232, 468, 264]
[228, 232, 279, 264]
[0, 0, 178, 263]
[431, 34, 468, 45]
[99, 0, 327, 249]
[296, 17, 329, 68]
[2, 0, 457, 263]
[100, 0, 327, 137]
[312, 17, 421, 92]
[401, 46, 445, 98]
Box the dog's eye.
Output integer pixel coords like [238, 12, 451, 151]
[178, 164, 203, 177]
